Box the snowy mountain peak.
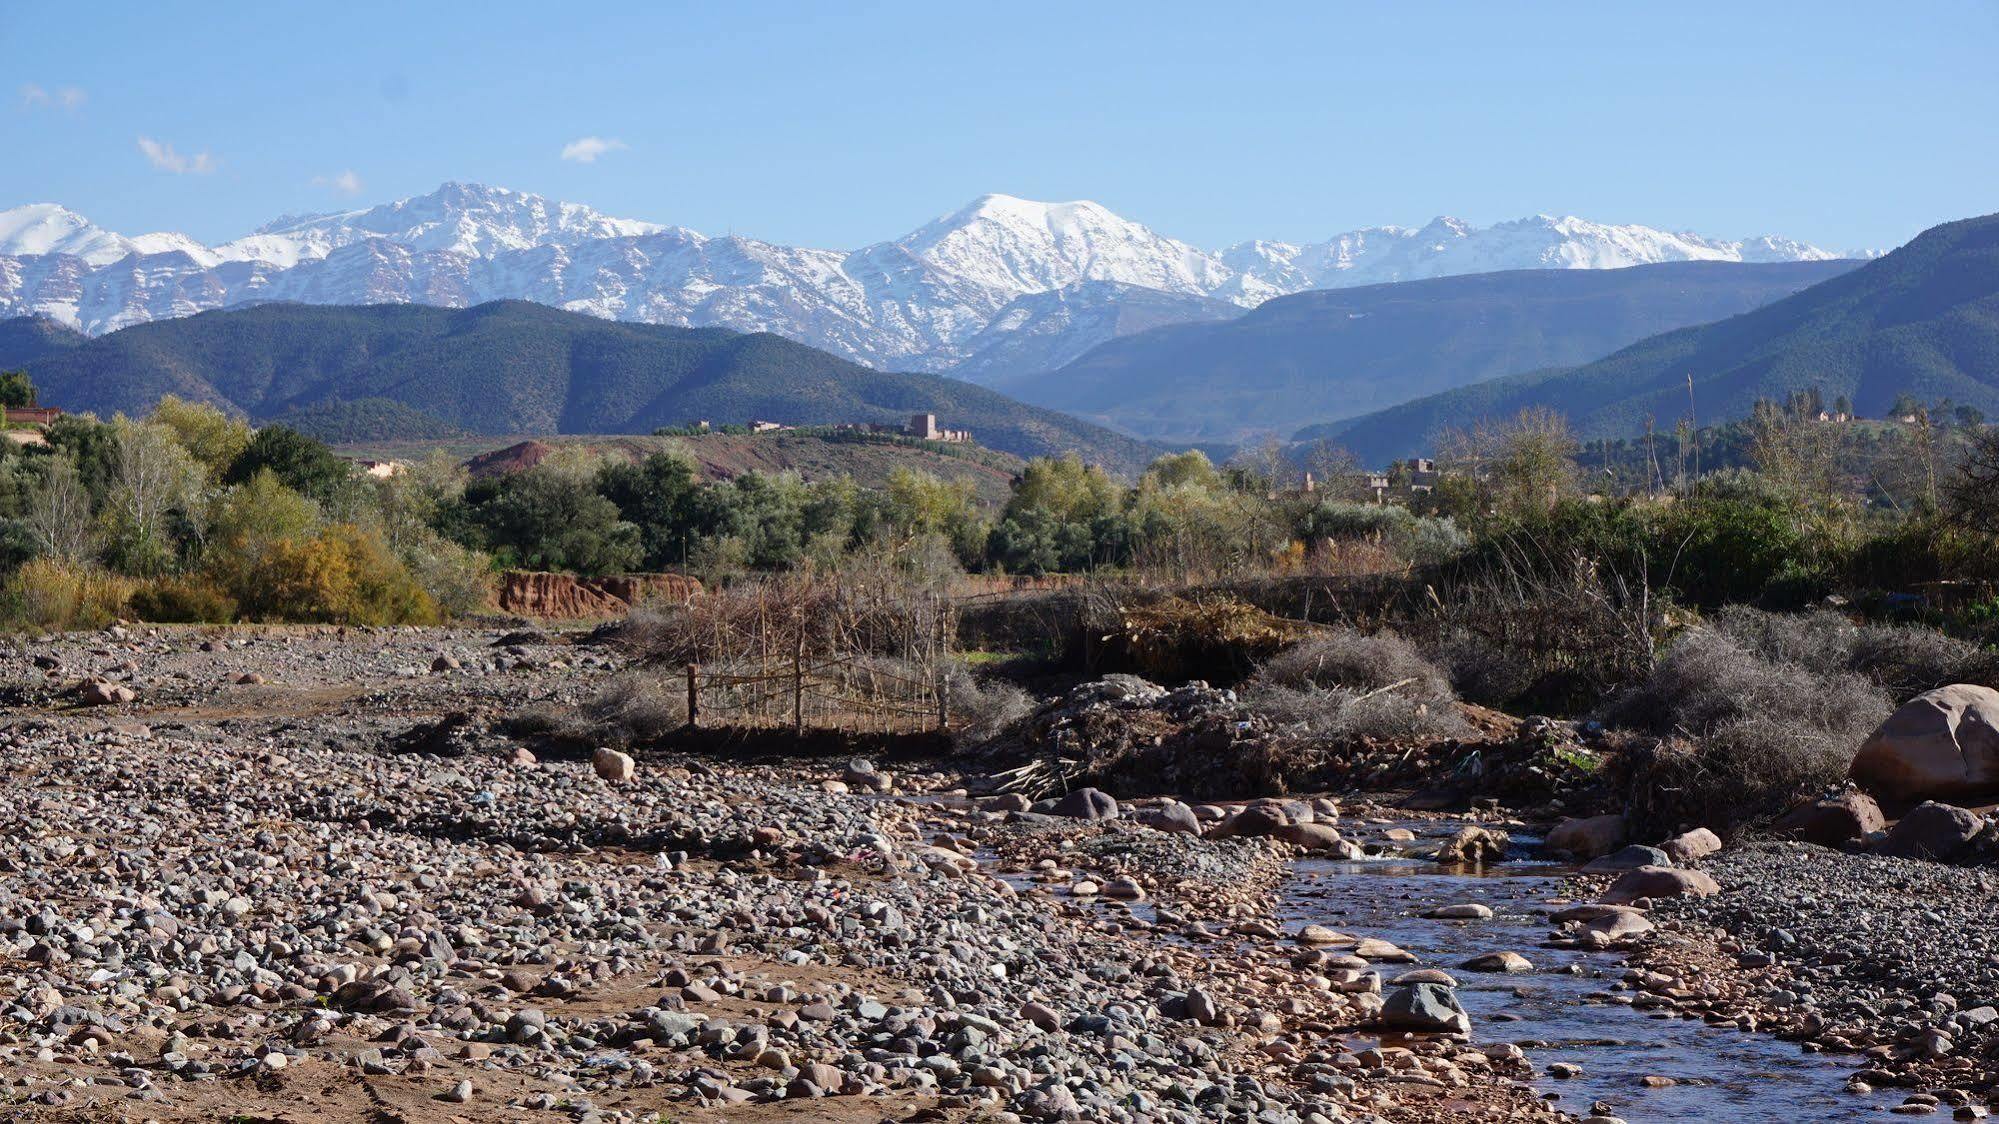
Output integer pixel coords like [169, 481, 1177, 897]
[0, 203, 190, 267]
[0, 183, 1863, 377]
[898, 193, 1229, 299]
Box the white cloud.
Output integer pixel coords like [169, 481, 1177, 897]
[313, 169, 364, 196]
[560, 136, 627, 164]
[137, 136, 216, 175]
[20, 84, 82, 110]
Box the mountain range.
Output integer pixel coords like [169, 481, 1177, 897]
[0, 183, 1859, 383]
[994, 259, 1863, 443]
[1304, 212, 1999, 463]
[0, 301, 1161, 473]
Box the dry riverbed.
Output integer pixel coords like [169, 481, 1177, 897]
[1, 623, 1579, 1123]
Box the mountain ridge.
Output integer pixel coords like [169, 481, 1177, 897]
[1300, 212, 1999, 463]
[0, 183, 1862, 382]
[0, 300, 1163, 473]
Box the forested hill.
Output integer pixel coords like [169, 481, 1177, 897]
[1000, 258, 1861, 443]
[0, 300, 1161, 473]
[1306, 212, 1999, 463]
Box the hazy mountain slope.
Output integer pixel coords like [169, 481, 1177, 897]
[0, 301, 1161, 472]
[0, 184, 1856, 381]
[1305, 213, 1999, 463]
[1003, 259, 1862, 443]
[949, 282, 1243, 384]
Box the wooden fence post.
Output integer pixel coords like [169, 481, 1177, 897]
[686, 663, 699, 729]
[792, 628, 805, 737]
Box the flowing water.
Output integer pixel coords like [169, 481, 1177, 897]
[1283, 825, 1888, 1121]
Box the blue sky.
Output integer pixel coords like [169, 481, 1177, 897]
[3, 1, 1994, 253]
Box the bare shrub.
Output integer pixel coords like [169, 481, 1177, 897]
[1242, 629, 1471, 741]
[1714, 604, 1992, 702]
[943, 664, 1035, 743]
[521, 669, 689, 747]
[1604, 628, 1892, 833]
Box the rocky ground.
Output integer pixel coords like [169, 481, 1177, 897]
[1628, 842, 1999, 1115]
[0, 624, 1577, 1123]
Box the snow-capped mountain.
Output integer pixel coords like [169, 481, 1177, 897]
[0, 183, 1863, 377]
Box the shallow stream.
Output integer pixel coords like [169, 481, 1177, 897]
[1283, 824, 1888, 1121]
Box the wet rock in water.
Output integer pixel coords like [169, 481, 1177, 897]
[1601, 865, 1720, 904]
[1771, 788, 1887, 848]
[1878, 801, 1987, 861]
[1295, 924, 1349, 945]
[1582, 844, 1673, 873]
[1850, 684, 1999, 806]
[1460, 951, 1533, 973]
[1382, 981, 1471, 1034]
[1434, 825, 1509, 863]
[1543, 813, 1626, 859]
[1275, 821, 1357, 855]
[591, 746, 635, 782]
[1660, 826, 1723, 863]
[1050, 786, 1118, 820]
[1356, 937, 1418, 963]
[1424, 903, 1493, 920]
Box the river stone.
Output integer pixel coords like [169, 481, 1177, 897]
[1434, 825, 1509, 864]
[1051, 787, 1118, 820]
[591, 747, 635, 782]
[1460, 951, 1533, 973]
[1582, 844, 1672, 873]
[1850, 685, 1999, 807]
[1543, 814, 1626, 859]
[1212, 805, 1288, 838]
[1878, 801, 1987, 861]
[1141, 799, 1202, 835]
[1771, 789, 1886, 848]
[1660, 827, 1722, 863]
[1382, 982, 1471, 1034]
[1600, 865, 1720, 904]
[1275, 822, 1351, 853]
[1424, 903, 1493, 920]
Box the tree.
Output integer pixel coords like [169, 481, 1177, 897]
[225, 425, 350, 500]
[150, 395, 252, 480]
[597, 451, 702, 568]
[1955, 405, 1986, 428]
[1440, 408, 1580, 519]
[1947, 426, 1999, 534]
[102, 419, 204, 576]
[0, 370, 36, 409]
[470, 465, 640, 574]
[25, 457, 96, 564]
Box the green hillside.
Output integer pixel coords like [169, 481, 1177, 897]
[0, 300, 1160, 472]
[1308, 213, 1999, 463]
[1001, 259, 1861, 443]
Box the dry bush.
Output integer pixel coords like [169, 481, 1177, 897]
[944, 664, 1035, 743]
[1714, 604, 1994, 702]
[1242, 628, 1471, 742]
[518, 669, 688, 747]
[1604, 627, 1892, 833]
[2, 560, 137, 632]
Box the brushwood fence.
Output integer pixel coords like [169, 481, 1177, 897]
[650, 579, 958, 736]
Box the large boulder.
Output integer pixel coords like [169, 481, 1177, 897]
[1600, 865, 1720, 905]
[1051, 787, 1119, 820]
[1770, 790, 1886, 848]
[1274, 822, 1356, 854]
[1210, 805, 1289, 839]
[1434, 826, 1510, 864]
[1542, 814, 1626, 859]
[1381, 982, 1470, 1034]
[1140, 800, 1203, 835]
[1849, 685, 1999, 807]
[1878, 801, 1987, 861]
